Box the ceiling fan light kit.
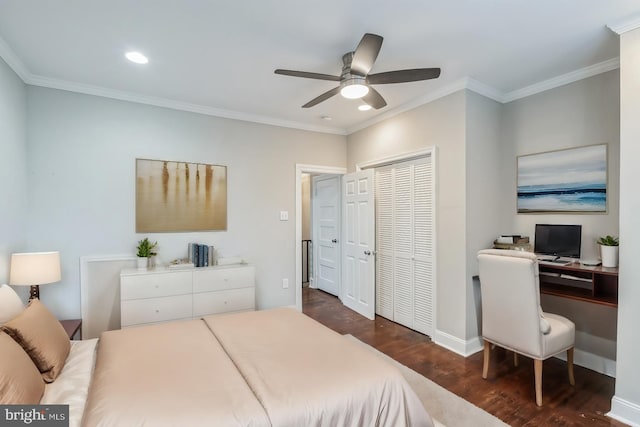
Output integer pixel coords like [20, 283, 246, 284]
[340, 77, 369, 99]
[275, 33, 441, 110]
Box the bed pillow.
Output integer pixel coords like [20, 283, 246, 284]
[0, 284, 25, 325]
[0, 331, 45, 403]
[1, 299, 70, 383]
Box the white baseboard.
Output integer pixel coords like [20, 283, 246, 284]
[434, 332, 616, 378]
[553, 348, 616, 378]
[608, 396, 640, 426]
[434, 330, 484, 357]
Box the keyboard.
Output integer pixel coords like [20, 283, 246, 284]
[538, 259, 571, 266]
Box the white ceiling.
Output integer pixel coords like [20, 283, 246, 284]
[0, 1, 638, 134]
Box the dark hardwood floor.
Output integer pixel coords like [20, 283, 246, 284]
[302, 287, 626, 427]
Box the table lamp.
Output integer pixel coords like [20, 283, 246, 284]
[9, 251, 61, 301]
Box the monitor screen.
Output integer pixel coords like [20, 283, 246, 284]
[534, 224, 582, 258]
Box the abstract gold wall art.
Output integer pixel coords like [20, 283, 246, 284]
[136, 159, 227, 232]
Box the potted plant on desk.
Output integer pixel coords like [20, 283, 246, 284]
[597, 235, 619, 268]
[136, 238, 158, 270]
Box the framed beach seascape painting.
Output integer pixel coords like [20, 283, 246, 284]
[517, 144, 607, 213]
[136, 158, 227, 232]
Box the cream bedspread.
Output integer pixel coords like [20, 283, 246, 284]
[81, 319, 270, 427]
[81, 308, 432, 427]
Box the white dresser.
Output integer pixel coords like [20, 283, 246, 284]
[120, 264, 255, 328]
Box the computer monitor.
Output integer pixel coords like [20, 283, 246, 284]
[534, 224, 582, 258]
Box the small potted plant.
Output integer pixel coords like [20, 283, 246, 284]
[136, 238, 158, 269]
[597, 235, 619, 268]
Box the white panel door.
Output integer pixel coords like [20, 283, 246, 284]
[312, 175, 341, 296]
[341, 170, 375, 320]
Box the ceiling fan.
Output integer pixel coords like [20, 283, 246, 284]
[274, 33, 441, 110]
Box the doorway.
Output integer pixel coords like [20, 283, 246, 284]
[295, 165, 347, 311]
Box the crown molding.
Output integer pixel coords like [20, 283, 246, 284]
[26, 74, 347, 135]
[0, 32, 619, 136]
[346, 78, 471, 134]
[502, 57, 620, 103]
[0, 36, 30, 82]
[608, 13, 640, 35]
[346, 77, 507, 135]
[465, 78, 506, 103]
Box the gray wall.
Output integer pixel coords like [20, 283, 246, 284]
[465, 91, 507, 340]
[612, 27, 640, 424]
[347, 91, 469, 341]
[0, 57, 28, 286]
[502, 71, 620, 260]
[501, 71, 620, 369]
[347, 73, 620, 366]
[25, 86, 347, 319]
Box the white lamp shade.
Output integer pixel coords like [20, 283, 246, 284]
[9, 252, 61, 286]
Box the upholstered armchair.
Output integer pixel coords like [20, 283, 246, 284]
[477, 249, 575, 406]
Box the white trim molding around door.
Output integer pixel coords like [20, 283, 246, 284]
[295, 164, 347, 311]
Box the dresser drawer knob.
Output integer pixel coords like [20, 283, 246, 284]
[155, 309, 160, 313]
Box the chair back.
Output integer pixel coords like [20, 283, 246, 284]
[477, 249, 543, 358]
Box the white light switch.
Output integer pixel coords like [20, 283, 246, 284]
[282, 278, 289, 289]
[280, 211, 289, 221]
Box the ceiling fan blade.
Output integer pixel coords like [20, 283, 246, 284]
[275, 69, 341, 81]
[367, 68, 441, 84]
[362, 87, 387, 109]
[350, 33, 383, 76]
[302, 86, 341, 108]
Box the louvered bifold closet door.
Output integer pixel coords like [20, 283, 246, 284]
[375, 168, 394, 320]
[392, 163, 414, 328]
[374, 156, 434, 337]
[412, 159, 434, 336]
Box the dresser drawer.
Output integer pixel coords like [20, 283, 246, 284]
[121, 271, 192, 300]
[193, 266, 255, 292]
[121, 294, 192, 327]
[193, 287, 255, 317]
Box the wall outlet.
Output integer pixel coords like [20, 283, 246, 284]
[280, 211, 289, 221]
[282, 278, 289, 289]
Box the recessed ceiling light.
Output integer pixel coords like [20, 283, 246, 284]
[125, 51, 149, 64]
[358, 104, 372, 111]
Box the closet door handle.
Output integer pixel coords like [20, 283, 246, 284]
[364, 250, 371, 256]
[332, 239, 338, 243]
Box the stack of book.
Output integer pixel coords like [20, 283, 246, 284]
[493, 235, 532, 251]
[188, 243, 216, 267]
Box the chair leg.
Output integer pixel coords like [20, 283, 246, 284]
[513, 352, 519, 367]
[567, 347, 575, 386]
[534, 359, 543, 406]
[482, 340, 491, 379]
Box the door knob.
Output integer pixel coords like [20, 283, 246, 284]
[332, 239, 338, 243]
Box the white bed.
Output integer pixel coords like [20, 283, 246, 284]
[1, 295, 432, 427]
[78, 308, 432, 427]
[41, 339, 98, 427]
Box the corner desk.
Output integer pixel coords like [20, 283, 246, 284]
[538, 262, 618, 308]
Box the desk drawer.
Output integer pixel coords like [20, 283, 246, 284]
[193, 287, 255, 317]
[121, 271, 192, 300]
[193, 266, 255, 292]
[121, 294, 192, 327]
